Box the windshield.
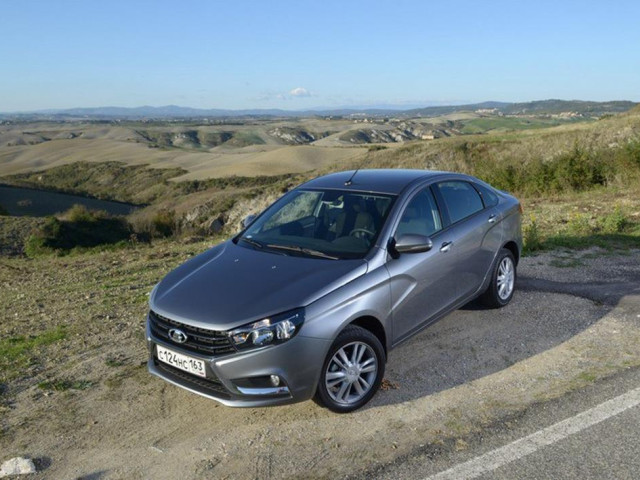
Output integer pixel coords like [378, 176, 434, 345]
[236, 189, 396, 259]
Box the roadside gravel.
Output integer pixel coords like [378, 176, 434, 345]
[0, 244, 638, 479]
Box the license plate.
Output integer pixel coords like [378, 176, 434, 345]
[156, 345, 206, 378]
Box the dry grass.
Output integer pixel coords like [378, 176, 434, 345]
[346, 108, 640, 175]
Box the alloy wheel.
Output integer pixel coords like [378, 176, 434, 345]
[497, 256, 515, 300]
[324, 341, 378, 405]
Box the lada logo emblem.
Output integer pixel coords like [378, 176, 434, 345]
[168, 328, 188, 344]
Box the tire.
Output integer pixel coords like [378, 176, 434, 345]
[480, 248, 516, 308]
[314, 325, 385, 413]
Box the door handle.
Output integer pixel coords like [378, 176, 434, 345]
[440, 241, 453, 253]
[488, 214, 497, 223]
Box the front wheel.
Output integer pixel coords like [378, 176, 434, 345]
[480, 248, 516, 308]
[314, 325, 385, 413]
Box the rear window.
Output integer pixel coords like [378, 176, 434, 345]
[474, 183, 499, 207]
[436, 181, 484, 224]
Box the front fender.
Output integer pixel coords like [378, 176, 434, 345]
[300, 263, 392, 350]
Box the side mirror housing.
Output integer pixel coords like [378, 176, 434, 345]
[242, 214, 257, 229]
[392, 234, 433, 254]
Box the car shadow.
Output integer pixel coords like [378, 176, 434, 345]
[367, 263, 640, 409]
[76, 471, 109, 480]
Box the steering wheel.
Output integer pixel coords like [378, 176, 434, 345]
[350, 228, 375, 241]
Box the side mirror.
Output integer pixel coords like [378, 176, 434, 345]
[393, 234, 433, 254]
[242, 214, 257, 229]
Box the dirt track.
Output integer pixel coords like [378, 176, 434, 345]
[1, 247, 639, 479]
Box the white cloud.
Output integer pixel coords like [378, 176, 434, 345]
[289, 87, 311, 97]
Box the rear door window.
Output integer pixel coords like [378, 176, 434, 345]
[435, 181, 484, 224]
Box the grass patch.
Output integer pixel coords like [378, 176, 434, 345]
[549, 258, 583, 268]
[0, 326, 68, 382]
[105, 357, 125, 368]
[225, 130, 265, 147]
[38, 379, 93, 391]
[522, 194, 640, 254]
[576, 371, 598, 383]
[1, 161, 185, 205]
[544, 233, 640, 251]
[459, 116, 580, 134]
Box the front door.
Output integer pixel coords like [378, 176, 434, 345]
[385, 186, 458, 344]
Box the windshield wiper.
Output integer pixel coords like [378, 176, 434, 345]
[265, 244, 339, 260]
[239, 237, 264, 249]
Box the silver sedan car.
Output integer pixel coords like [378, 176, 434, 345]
[147, 169, 522, 412]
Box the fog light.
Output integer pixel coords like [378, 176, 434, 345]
[270, 375, 281, 387]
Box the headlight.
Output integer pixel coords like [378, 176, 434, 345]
[228, 309, 304, 350]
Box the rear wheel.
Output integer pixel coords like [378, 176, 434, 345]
[315, 325, 385, 413]
[480, 248, 516, 308]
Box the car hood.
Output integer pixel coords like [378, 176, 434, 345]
[150, 240, 368, 330]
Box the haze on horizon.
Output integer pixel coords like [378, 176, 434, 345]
[1, 0, 639, 112]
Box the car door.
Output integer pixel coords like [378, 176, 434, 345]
[385, 186, 458, 344]
[434, 180, 503, 299]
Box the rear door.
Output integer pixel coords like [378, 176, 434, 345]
[385, 186, 458, 343]
[434, 180, 503, 299]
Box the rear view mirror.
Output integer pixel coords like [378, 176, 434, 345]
[393, 234, 433, 254]
[242, 214, 257, 229]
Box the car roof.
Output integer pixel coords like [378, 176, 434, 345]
[299, 169, 455, 195]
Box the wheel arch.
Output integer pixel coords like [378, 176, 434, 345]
[502, 240, 520, 266]
[349, 315, 388, 356]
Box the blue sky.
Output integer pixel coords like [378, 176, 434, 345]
[1, 0, 639, 111]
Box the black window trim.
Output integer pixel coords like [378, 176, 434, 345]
[430, 183, 450, 227]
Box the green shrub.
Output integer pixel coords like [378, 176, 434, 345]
[24, 207, 132, 257]
[25, 217, 61, 257]
[151, 209, 176, 237]
[25, 234, 54, 257]
[445, 137, 640, 197]
[600, 205, 629, 234]
[550, 146, 607, 192]
[622, 140, 640, 170]
[523, 215, 543, 253]
[566, 213, 593, 236]
[368, 145, 388, 152]
[63, 204, 106, 222]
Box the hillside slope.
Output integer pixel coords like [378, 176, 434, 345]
[336, 108, 640, 190]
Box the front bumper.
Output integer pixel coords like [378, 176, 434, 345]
[146, 317, 330, 407]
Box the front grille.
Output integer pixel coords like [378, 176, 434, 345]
[153, 358, 231, 399]
[148, 310, 236, 356]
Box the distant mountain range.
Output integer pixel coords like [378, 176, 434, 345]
[2, 99, 637, 119]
